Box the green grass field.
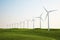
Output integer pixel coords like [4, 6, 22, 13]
[0, 28, 60, 40]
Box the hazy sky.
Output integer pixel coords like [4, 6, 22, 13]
[0, 0, 60, 28]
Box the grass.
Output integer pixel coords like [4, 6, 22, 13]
[0, 28, 60, 40]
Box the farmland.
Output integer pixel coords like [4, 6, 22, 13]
[0, 28, 60, 40]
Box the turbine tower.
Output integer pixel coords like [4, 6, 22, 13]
[32, 18, 35, 29]
[20, 22, 22, 28]
[26, 20, 29, 28]
[23, 21, 25, 28]
[11, 24, 13, 28]
[16, 23, 18, 28]
[6, 24, 8, 27]
[43, 7, 56, 31]
[36, 13, 43, 29]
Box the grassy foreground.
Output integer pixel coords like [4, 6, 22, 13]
[0, 28, 60, 40]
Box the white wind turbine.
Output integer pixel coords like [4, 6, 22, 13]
[11, 24, 13, 28]
[13, 23, 15, 28]
[23, 21, 25, 28]
[16, 23, 18, 28]
[26, 20, 30, 28]
[6, 24, 8, 27]
[9, 24, 12, 28]
[20, 21, 22, 28]
[43, 7, 56, 31]
[32, 18, 35, 29]
[6, 24, 9, 28]
[36, 13, 43, 29]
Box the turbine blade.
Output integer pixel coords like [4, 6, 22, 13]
[49, 10, 56, 12]
[40, 17, 43, 21]
[40, 13, 43, 17]
[35, 17, 40, 18]
[45, 13, 48, 20]
[32, 19, 35, 21]
[43, 7, 48, 12]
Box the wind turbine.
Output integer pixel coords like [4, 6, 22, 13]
[26, 20, 30, 28]
[32, 18, 35, 29]
[10, 24, 13, 28]
[6, 24, 8, 27]
[16, 23, 18, 28]
[36, 13, 43, 29]
[43, 7, 56, 31]
[20, 21, 22, 28]
[23, 21, 25, 28]
[13, 23, 16, 28]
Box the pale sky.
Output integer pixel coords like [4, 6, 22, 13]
[0, 0, 60, 28]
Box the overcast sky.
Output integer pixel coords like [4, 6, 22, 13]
[0, 0, 60, 28]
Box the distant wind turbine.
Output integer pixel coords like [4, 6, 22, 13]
[16, 23, 19, 28]
[6, 24, 8, 27]
[36, 13, 43, 29]
[11, 24, 13, 28]
[23, 21, 25, 28]
[32, 18, 35, 29]
[26, 20, 30, 28]
[6, 24, 9, 28]
[20, 22, 22, 28]
[43, 7, 56, 31]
